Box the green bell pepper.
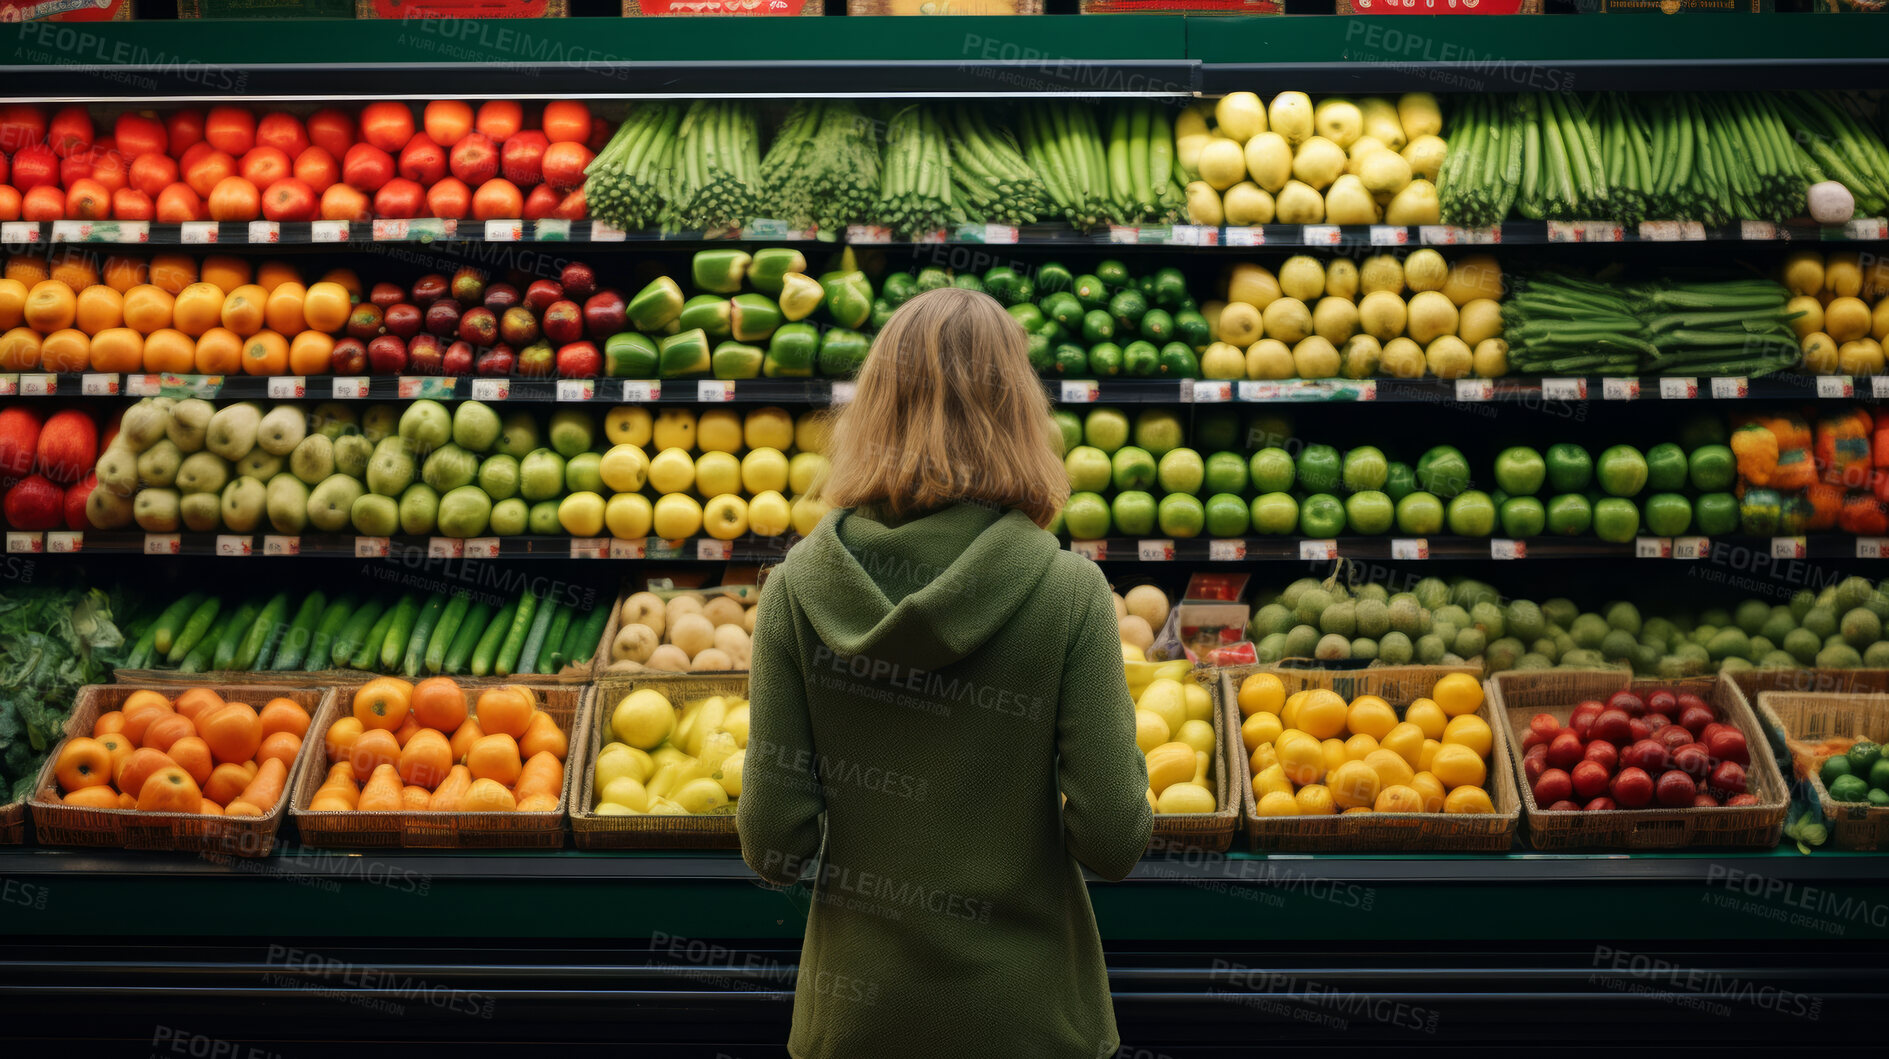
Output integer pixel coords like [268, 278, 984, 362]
[822, 272, 874, 330]
[818, 329, 871, 377]
[712, 341, 765, 380]
[691, 249, 751, 294]
[658, 329, 712, 378]
[729, 293, 783, 344]
[764, 323, 820, 378]
[678, 295, 732, 341]
[603, 332, 659, 379]
[779, 272, 825, 322]
[627, 276, 685, 331]
[746, 248, 806, 297]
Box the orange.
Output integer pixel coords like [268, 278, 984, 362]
[353, 677, 413, 731]
[48, 255, 99, 290]
[39, 328, 90, 371]
[102, 255, 148, 292]
[461, 777, 515, 813]
[241, 329, 288, 375]
[199, 255, 252, 294]
[142, 328, 195, 373]
[148, 253, 196, 294]
[301, 280, 351, 332]
[115, 747, 176, 799]
[263, 281, 306, 334]
[286, 331, 333, 375]
[93, 711, 128, 737]
[95, 733, 135, 778]
[255, 260, 301, 292]
[0, 278, 25, 328]
[0, 327, 43, 370]
[63, 786, 122, 809]
[429, 764, 472, 810]
[193, 327, 242, 374]
[219, 283, 267, 336]
[349, 728, 400, 784]
[324, 716, 364, 763]
[23, 279, 76, 331]
[518, 711, 567, 761]
[397, 728, 453, 790]
[4, 256, 49, 285]
[203, 762, 253, 805]
[410, 677, 468, 733]
[357, 763, 404, 811]
[167, 736, 213, 787]
[89, 327, 144, 372]
[73, 284, 123, 333]
[258, 698, 309, 739]
[173, 688, 224, 722]
[199, 798, 224, 815]
[172, 281, 225, 336]
[54, 737, 114, 792]
[121, 689, 173, 715]
[200, 701, 261, 765]
[137, 766, 202, 812]
[257, 731, 302, 768]
[141, 713, 197, 754]
[448, 717, 484, 764]
[474, 686, 534, 740]
[123, 284, 175, 334]
[318, 267, 361, 296]
[466, 733, 521, 786]
[401, 785, 433, 810]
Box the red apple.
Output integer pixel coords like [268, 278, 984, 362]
[524, 279, 563, 312]
[516, 340, 554, 378]
[1657, 725, 1694, 751]
[1533, 768, 1573, 806]
[1654, 769, 1696, 808]
[449, 133, 499, 185]
[369, 282, 405, 308]
[522, 183, 562, 221]
[1546, 731, 1584, 771]
[1605, 691, 1645, 718]
[1523, 744, 1550, 786]
[1673, 692, 1709, 718]
[1589, 709, 1631, 747]
[366, 334, 407, 374]
[482, 282, 520, 314]
[398, 133, 447, 185]
[383, 303, 423, 339]
[1622, 739, 1668, 774]
[1611, 766, 1654, 808]
[424, 299, 462, 337]
[458, 307, 498, 347]
[342, 142, 393, 192]
[583, 289, 627, 339]
[556, 341, 601, 378]
[1569, 702, 1604, 740]
[1708, 759, 1746, 795]
[1582, 740, 1618, 773]
[499, 306, 540, 346]
[475, 345, 515, 376]
[442, 341, 476, 376]
[1646, 689, 1677, 716]
[501, 130, 548, 186]
[1628, 718, 1652, 743]
[451, 267, 486, 306]
[1672, 742, 1711, 778]
[346, 303, 385, 342]
[331, 337, 368, 375]
[1705, 728, 1749, 766]
[405, 333, 443, 375]
[1678, 705, 1715, 737]
[542, 300, 584, 345]
[1644, 712, 1672, 732]
[559, 262, 597, 300]
[1571, 760, 1610, 800]
[1583, 797, 1616, 812]
[411, 273, 449, 307]
[64, 473, 94, 531]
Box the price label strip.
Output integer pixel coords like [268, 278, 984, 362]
[1391, 538, 1429, 560]
[1298, 539, 1337, 561]
[464, 538, 501, 560]
[1070, 540, 1107, 561]
[1060, 381, 1099, 403]
[262, 535, 300, 556]
[1635, 536, 1672, 559]
[215, 535, 253, 557]
[1673, 537, 1709, 560]
[1207, 539, 1245, 561]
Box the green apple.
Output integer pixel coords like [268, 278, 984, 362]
[220, 477, 265, 532]
[559, 491, 607, 537]
[701, 493, 749, 540]
[1345, 490, 1394, 535]
[1446, 490, 1497, 537]
[1249, 447, 1296, 493]
[1494, 446, 1546, 496]
[1499, 496, 1546, 538]
[263, 474, 308, 534]
[1157, 493, 1205, 538]
[350, 492, 400, 537]
[1205, 493, 1249, 537]
[566, 452, 605, 494]
[494, 411, 540, 458]
[1112, 446, 1158, 491]
[1111, 490, 1157, 536]
[527, 499, 564, 535]
[1342, 446, 1388, 493]
[548, 409, 597, 458]
[309, 401, 357, 441]
[360, 403, 398, 444]
[695, 451, 742, 497]
[1063, 491, 1112, 539]
[599, 444, 652, 495]
[421, 443, 479, 492]
[398, 483, 439, 535]
[1204, 451, 1249, 495]
[1065, 446, 1113, 493]
[788, 452, 828, 495]
[439, 485, 494, 538]
[740, 447, 790, 494]
[651, 493, 702, 539]
[1395, 491, 1444, 535]
[451, 400, 503, 453]
[398, 399, 452, 455]
[1546, 493, 1593, 535]
[519, 449, 567, 502]
[1083, 407, 1130, 454]
[179, 492, 220, 532]
[1593, 497, 1640, 542]
[289, 434, 334, 486]
[748, 490, 791, 537]
[1051, 411, 1083, 456]
[478, 454, 521, 500]
[1298, 493, 1346, 538]
[1156, 447, 1204, 495]
[1133, 409, 1185, 458]
[1195, 410, 1241, 453]
[605, 493, 654, 538]
[306, 473, 365, 533]
[332, 433, 372, 479]
[490, 498, 530, 536]
[1250, 492, 1299, 535]
[366, 436, 416, 497]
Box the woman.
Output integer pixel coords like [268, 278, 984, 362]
[738, 286, 1154, 1059]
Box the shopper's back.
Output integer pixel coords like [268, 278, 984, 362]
[738, 288, 1154, 1059]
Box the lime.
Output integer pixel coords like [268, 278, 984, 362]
[1821, 754, 1854, 787]
[1828, 773, 1870, 803]
[1869, 788, 1889, 808]
[1870, 758, 1889, 791]
[1848, 740, 1883, 775]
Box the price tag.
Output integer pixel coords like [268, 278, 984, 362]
[464, 537, 500, 559]
[555, 380, 594, 402]
[569, 538, 607, 559]
[18, 373, 55, 397]
[180, 221, 218, 245]
[1191, 380, 1232, 403]
[1491, 539, 1526, 560]
[247, 220, 280, 244]
[52, 220, 147, 243]
[1547, 221, 1584, 243]
[1874, 377, 1889, 400]
[1857, 538, 1889, 559]
[1418, 225, 1461, 245]
[215, 535, 252, 557]
[1168, 225, 1214, 246]
[0, 221, 40, 244]
[470, 378, 510, 402]
[144, 533, 181, 555]
[1454, 379, 1493, 402]
[371, 219, 411, 240]
[1301, 225, 1340, 246]
[1059, 380, 1099, 403]
[309, 220, 348, 243]
[72, 373, 114, 397]
[427, 537, 463, 559]
[608, 538, 645, 560]
[0, 376, 14, 397]
[1208, 539, 1246, 561]
[1541, 377, 1587, 401]
[1107, 226, 1140, 244]
[1138, 539, 1176, 562]
[1368, 225, 1408, 246]
[983, 224, 1020, 245]
[1070, 540, 1107, 561]
[1602, 377, 1640, 401]
[1840, 217, 1889, 241]
[262, 535, 300, 556]
[125, 374, 159, 396]
[1673, 536, 1709, 560]
[1635, 536, 1672, 559]
[647, 538, 687, 560]
[1298, 539, 1337, 561]
[1709, 377, 1748, 399]
[267, 376, 306, 399]
[1740, 220, 1778, 241]
[398, 376, 457, 400]
[5, 531, 43, 554]
[45, 530, 81, 554]
[158, 372, 222, 398]
[617, 380, 658, 402]
[331, 377, 369, 399]
[829, 381, 857, 405]
[846, 225, 893, 244]
[1136, 225, 1173, 245]
[1659, 377, 1698, 400]
[697, 539, 734, 561]
[697, 380, 735, 403]
[1224, 227, 1264, 247]
[483, 219, 524, 242]
[1391, 538, 1429, 560]
[1584, 222, 1624, 243]
[588, 221, 627, 242]
[1771, 537, 1807, 560]
[354, 537, 390, 558]
[1816, 376, 1855, 399]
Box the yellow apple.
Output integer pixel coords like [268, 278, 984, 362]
[694, 451, 741, 497]
[604, 405, 653, 447]
[599, 776, 650, 812]
[599, 443, 650, 492]
[744, 406, 795, 451]
[788, 451, 829, 495]
[696, 409, 743, 454]
[558, 491, 607, 537]
[648, 447, 695, 494]
[748, 490, 791, 537]
[605, 493, 654, 539]
[740, 447, 789, 494]
[793, 410, 830, 455]
[702, 493, 749, 540]
[652, 493, 703, 539]
[791, 493, 831, 536]
[652, 409, 697, 452]
[594, 742, 653, 785]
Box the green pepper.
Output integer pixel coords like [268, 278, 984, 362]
[1035, 261, 1073, 294]
[729, 293, 783, 344]
[658, 329, 712, 378]
[1007, 302, 1047, 333]
[913, 268, 950, 293]
[870, 298, 895, 331]
[691, 249, 751, 294]
[952, 273, 984, 293]
[678, 295, 732, 341]
[1153, 267, 1190, 308]
[822, 272, 874, 330]
[1123, 340, 1159, 378]
[603, 332, 659, 378]
[818, 329, 871, 377]
[627, 276, 685, 331]
[1025, 333, 1054, 373]
[746, 248, 806, 297]
[983, 266, 1024, 305]
[1139, 308, 1174, 344]
[1095, 259, 1131, 290]
[1053, 343, 1089, 377]
[779, 272, 825, 322]
[1109, 288, 1148, 332]
[1042, 291, 1084, 330]
[1174, 310, 1211, 349]
[1073, 274, 1109, 310]
[764, 322, 819, 378]
[1087, 343, 1124, 377]
[1081, 309, 1115, 345]
[882, 272, 918, 308]
[712, 341, 765, 380]
[1157, 341, 1198, 378]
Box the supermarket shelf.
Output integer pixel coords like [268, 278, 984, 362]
[1066, 535, 1877, 564]
[9, 531, 798, 562]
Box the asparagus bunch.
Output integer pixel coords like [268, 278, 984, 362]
[663, 100, 763, 232]
[874, 105, 953, 236]
[758, 101, 882, 233]
[940, 105, 1051, 227]
[583, 103, 680, 231]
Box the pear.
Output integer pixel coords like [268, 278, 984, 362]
[309, 401, 358, 440]
[94, 438, 140, 497]
[136, 439, 183, 488]
[256, 405, 308, 456]
[118, 399, 171, 453]
[221, 476, 267, 533]
[352, 493, 401, 537]
[86, 484, 135, 529]
[166, 398, 214, 452]
[421, 442, 479, 492]
[367, 436, 417, 497]
[494, 412, 540, 459]
[360, 403, 399, 444]
[205, 402, 263, 461]
[399, 483, 440, 536]
[290, 434, 335, 486]
[175, 451, 230, 495]
[265, 474, 310, 534]
[180, 492, 221, 533]
[133, 488, 181, 532]
[398, 399, 452, 456]
[305, 474, 364, 533]
[451, 400, 503, 453]
[333, 433, 374, 480]
[235, 449, 284, 481]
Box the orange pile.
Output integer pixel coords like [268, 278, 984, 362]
[52, 688, 308, 816]
[313, 677, 568, 814]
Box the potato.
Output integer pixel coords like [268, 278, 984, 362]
[670, 613, 716, 658]
[621, 591, 665, 638]
[612, 623, 659, 664]
[702, 595, 745, 628]
[689, 648, 735, 673]
[646, 644, 690, 672]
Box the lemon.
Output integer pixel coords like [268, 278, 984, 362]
[1418, 738, 1442, 772]
[1444, 785, 1496, 814]
[1158, 783, 1217, 814]
[611, 689, 678, 750]
[1282, 690, 1310, 729]
[1177, 719, 1216, 755]
[594, 802, 637, 816]
[1329, 760, 1381, 809]
[1294, 784, 1337, 815]
[1137, 679, 1189, 735]
[1375, 784, 1424, 813]
[1239, 672, 1286, 716]
[599, 776, 650, 812]
[1431, 743, 1488, 790]
[1276, 736, 1325, 785]
[1253, 763, 1293, 798]
[1145, 742, 1196, 793]
[1297, 688, 1349, 739]
[1380, 722, 1426, 768]
[1135, 709, 1171, 753]
[1405, 698, 1448, 739]
[1433, 673, 1484, 717]
[1183, 682, 1214, 723]
[1346, 695, 1398, 739]
[1321, 738, 1349, 776]
[1249, 741, 1279, 774]
[1442, 715, 1493, 758]
[1409, 771, 1447, 812]
[1365, 748, 1416, 789]
[1242, 711, 1283, 752]
[1343, 732, 1380, 761]
[1122, 643, 1146, 662]
[1257, 790, 1302, 817]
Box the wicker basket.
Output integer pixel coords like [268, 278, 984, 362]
[290, 685, 583, 849]
[1753, 690, 1889, 851]
[28, 685, 332, 858]
[1220, 665, 1519, 853]
[1487, 672, 1788, 851]
[0, 801, 24, 846]
[1148, 666, 1237, 853]
[573, 673, 747, 849]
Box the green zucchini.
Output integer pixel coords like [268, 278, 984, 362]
[211, 599, 263, 671]
[124, 621, 159, 670]
[401, 593, 448, 678]
[441, 599, 494, 676]
[303, 595, 356, 673]
[516, 599, 559, 676]
[380, 593, 423, 673]
[535, 604, 574, 675]
[424, 593, 471, 675]
[165, 596, 223, 666]
[234, 593, 291, 671]
[494, 591, 539, 677]
[351, 602, 401, 672]
[177, 611, 235, 674]
[270, 591, 328, 671]
[470, 601, 517, 677]
[149, 592, 205, 658]
[331, 597, 386, 669]
[565, 601, 614, 667]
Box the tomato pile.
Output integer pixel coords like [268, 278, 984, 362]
[1522, 687, 1758, 811]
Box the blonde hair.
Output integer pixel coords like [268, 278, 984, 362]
[820, 287, 1068, 527]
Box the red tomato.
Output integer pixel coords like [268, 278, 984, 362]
[262, 178, 317, 222]
[360, 102, 415, 154]
[207, 176, 261, 221]
[521, 182, 560, 220]
[373, 178, 424, 220]
[9, 145, 58, 192]
[111, 187, 154, 222]
[205, 107, 257, 155]
[0, 104, 47, 154]
[178, 141, 215, 174]
[65, 179, 111, 221]
[541, 101, 591, 145]
[89, 147, 128, 193]
[292, 147, 339, 195]
[586, 119, 612, 155]
[60, 152, 94, 187]
[166, 110, 206, 154]
[48, 105, 94, 158]
[474, 101, 522, 142]
[22, 185, 66, 221]
[0, 152, 7, 187]
[424, 177, 470, 220]
[552, 186, 586, 221]
[397, 134, 446, 185]
[129, 154, 180, 199]
[255, 112, 310, 157]
[155, 183, 203, 222]
[307, 108, 356, 158]
[423, 101, 473, 147]
[238, 146, 292, 187]
[184, 150, 237, 198]
[318, 183, 371, 223]
[114, 114, 168, 160]
[541, 142, 593, 192]
[0, 187, 20, 222]
[471, 178, 524, 221]
[342, 143, 394, 193]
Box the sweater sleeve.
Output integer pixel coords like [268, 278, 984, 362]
[737, 571, 825, 886]
[1057, 564, 1154, 881]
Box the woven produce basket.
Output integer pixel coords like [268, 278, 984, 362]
[0, 800, 24, 845]
[1148, 666, 1237, 854]
[28, 685, 332, 858]
[290, 685, 583, 849]
[573, 673, 747, 849]
[1487, 672, 1788, 851]
[1753, 690, 1889, 851]
[1221, 664, 1517, 852]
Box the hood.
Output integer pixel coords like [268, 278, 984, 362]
[791, 502, 1060, 671]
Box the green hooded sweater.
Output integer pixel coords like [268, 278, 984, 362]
[738, 501, 1153, 1059]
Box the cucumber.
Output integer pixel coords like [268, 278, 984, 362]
[380, 593, 422, 673]
[351, 603, 401, 672]
[537, 604, 575, 674]
[425, 593, 471, 675]
[165, 596, 223, 667]
[304, 595, 356, 673]
[331, 598, 386, 669]
[441, 599, 494, 675]
[565, 600, 613, 667]
[270, 591, 328, 671]
[518, 600, 560, 676]
[494, 591, 539, 677]
[178, 611, 235, 674]
[211, 600, 263, 671]
[234, 593, 291, 671]
[124, 621, 159, 670]
[149, 592, 206, 658]
[470, 601, 517, 677]
[401, 593, 448, 677]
